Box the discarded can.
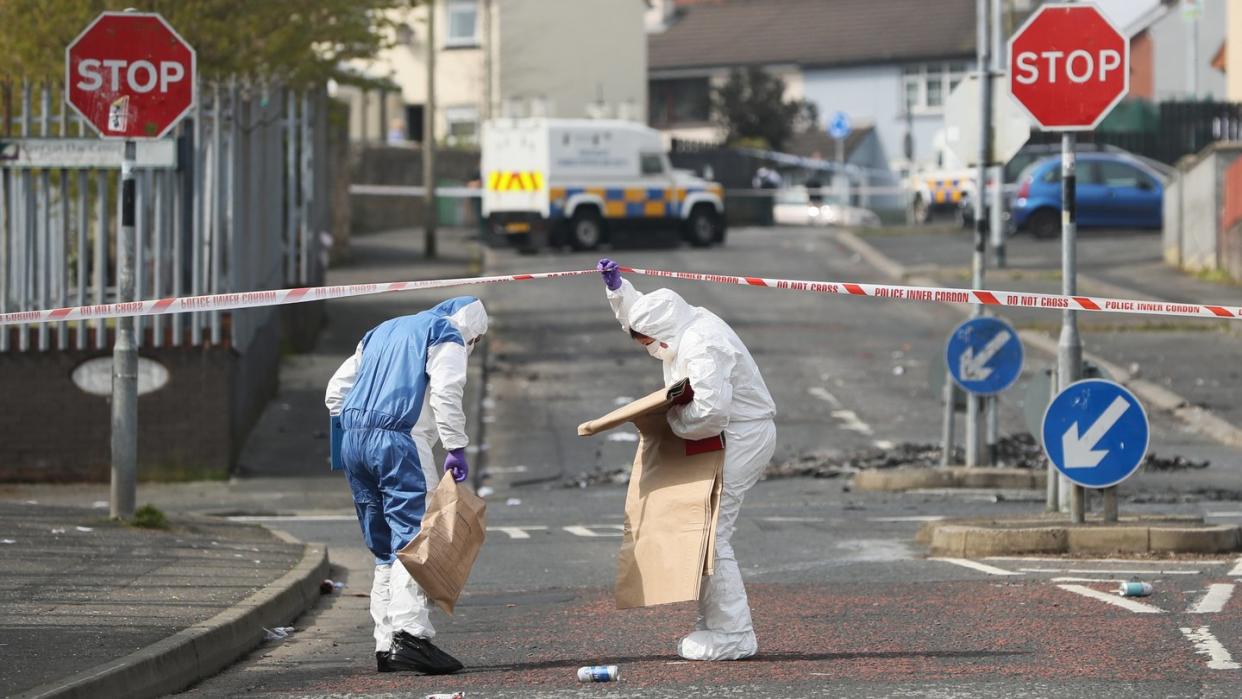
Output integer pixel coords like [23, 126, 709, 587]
[1118, 581, 1153, 597]
[577, 665, 619, 682]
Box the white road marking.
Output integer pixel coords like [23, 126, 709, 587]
[1057, 584, 1164, 614]
[1189, 584, 1235, 614]
[489, 526, 548, 540]
[1180, 626, 1242, 670]
[606, 432, 639, 442]
[227, 514, 355, 523]
[563, 524, 625, 538]
[1051, 577, 1130, 583]
[807, 386, 844, 409]
[1205, 511, 1242, 518]
[1229, 558, 1242, 577]
[987, 556, 1216, 565]
[932, 558, 1022, 576]
[873, 440, 896, 450]
[483, 465, 529, 474]
[809, 386, 876, 436]
[760, 516, 825, 523]
[831, 409, 874, 435]
[1020, 568, 1200, 575]
[869, 516, 945, 522]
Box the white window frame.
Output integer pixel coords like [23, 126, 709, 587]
[444, 106, 480, 145]
[445, 0, 480, 48]
[902, 62, 970, 115]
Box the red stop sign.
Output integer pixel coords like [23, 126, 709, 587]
[65, 12, 196, 140]
[1008, 3, 1129, 131]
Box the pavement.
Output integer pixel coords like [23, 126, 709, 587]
[5, 223, 1242, 697]
[0, 227, 483, 698]
[0, 499, 322, 698]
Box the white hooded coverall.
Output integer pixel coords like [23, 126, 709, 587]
[324, 299, 488, 654]
[607, 280, 777, 661]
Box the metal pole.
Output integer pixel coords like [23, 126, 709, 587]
[1046, 365, 1060, 512]
[111, 141, 138, 520]
[424, 0, 438, 258]
[990, 0, 1006, 269]
[967, 0, 993, 467]
[941, 374, 957, 466]
[1059, 132, 1085, 523]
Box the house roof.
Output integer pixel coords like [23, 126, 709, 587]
[649, 0, 976, 72]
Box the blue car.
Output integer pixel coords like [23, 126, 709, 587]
[1010, 153, 1165, 238]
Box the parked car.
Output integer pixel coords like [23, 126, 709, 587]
[957, 143, 1174, 228]
[1009, 153, 1165, 239]
[772, 187, 881, 228]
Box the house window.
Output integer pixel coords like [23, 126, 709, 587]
[445, 106, 479, 145]
[445, 0, 479, 47]
[902, 62, 970, 113]
[648, 77, 712, 127]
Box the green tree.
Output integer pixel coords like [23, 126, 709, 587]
[713, 67, 818, 151]
[0, 0, 415, 85]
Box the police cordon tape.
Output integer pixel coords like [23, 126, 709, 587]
[1, 266, 1239, 327]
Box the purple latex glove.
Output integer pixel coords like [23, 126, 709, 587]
[444, 447, 468, 483]
[597, 258, 622, 291]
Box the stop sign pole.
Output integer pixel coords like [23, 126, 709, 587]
[1008, 2, 1129, 523]
[66, 10, 195, 519]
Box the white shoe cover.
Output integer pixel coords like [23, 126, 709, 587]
[677, 629, 758, 661]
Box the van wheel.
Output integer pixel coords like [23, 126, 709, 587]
[1030, 209, 1060, 239]
[686, 205, 719, 247]
[569, 208, 604, 250]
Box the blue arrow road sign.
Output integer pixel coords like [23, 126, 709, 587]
[1042, 379, 1150, 488]
[828, 111, 851, 140]
[945, 316, 1024, 395]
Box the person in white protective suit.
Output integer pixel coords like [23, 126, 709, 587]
[324, 297, 487, 674]
[596, 258, 777, 661]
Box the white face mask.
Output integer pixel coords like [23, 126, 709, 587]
[646, 341, 672, 362]
[466, 336, 481, 356]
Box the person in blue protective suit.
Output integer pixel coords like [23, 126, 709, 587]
[324, 296, 488, 674]
[596, 259, 777, 661]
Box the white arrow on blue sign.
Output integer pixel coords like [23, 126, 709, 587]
[1041, 379, 1149, 488]
[828, 111, 851, 140]
[945, 316, 1024, 395]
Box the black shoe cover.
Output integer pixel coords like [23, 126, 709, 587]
[376, 650, 397, 673]
[388, 631, 464, 675]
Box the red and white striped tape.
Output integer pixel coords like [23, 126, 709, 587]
[1, 265, 1238, 327]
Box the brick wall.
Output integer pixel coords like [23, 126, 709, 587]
[0, 302, 321, 482]
[0, 345, 234, 482]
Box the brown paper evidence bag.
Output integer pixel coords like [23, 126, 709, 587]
[577, 379, 726, 610]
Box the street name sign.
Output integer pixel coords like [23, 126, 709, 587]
[1008, 3, 1129, 130]
[66, 11, 196, 139]
[945, 317, 1024, 395]
[1042, 379, 1149, 488]
[0, 138, 177, 169]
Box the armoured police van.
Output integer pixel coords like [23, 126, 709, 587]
[481, 118, 725, 251]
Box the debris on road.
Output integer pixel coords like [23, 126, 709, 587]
[263, 626, 296, 642]
[505, 498, 522, 506]
[764, 433, 1210, 479]
[1118, 582, 1153, 597]
[577, 665, 620, 682]
[319, 579, 345, 595]
[477, 486, 495, 497]
[563, 465, 631, 488]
